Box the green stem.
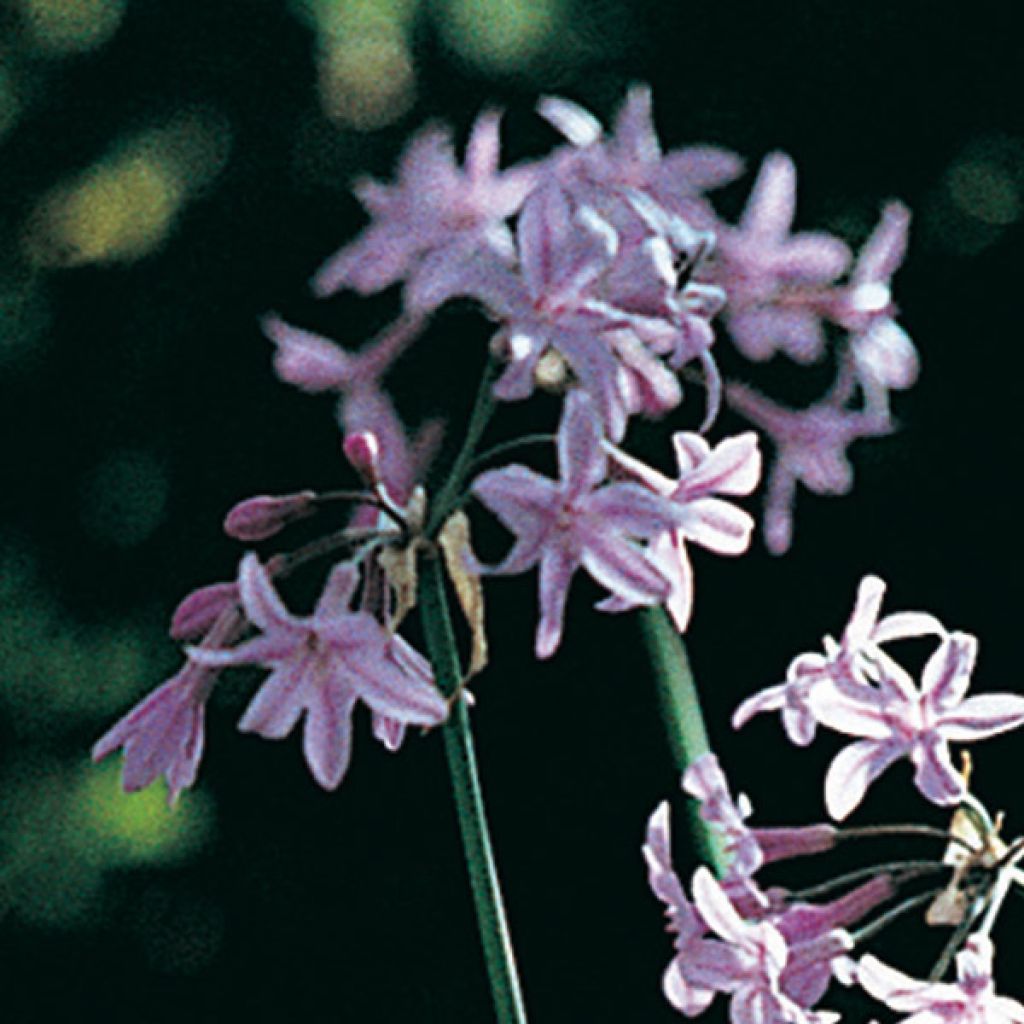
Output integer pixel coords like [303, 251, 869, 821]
[419, 553, 528, 1024]
[426, 356, 501, 537]
[637, 606, 727, 877]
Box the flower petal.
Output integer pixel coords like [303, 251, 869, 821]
[824, 739, 906, 820]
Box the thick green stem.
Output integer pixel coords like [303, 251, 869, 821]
[419, 553, 528, 1024]
[637, 606, 727, 876]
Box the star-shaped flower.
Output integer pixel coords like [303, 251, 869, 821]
[603, 431, 760, 630]
[726, 384, 892, 555]
[471, 390, 675, 658]
[190, 554, 447, 789]
[312, 110, 536, 302]
[733, 574, 946, 745]
[858, 934, 1024, 1024]
[809, 631, 1024, 819]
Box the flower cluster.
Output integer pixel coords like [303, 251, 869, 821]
[93, 89, 917, 818]
[646, 579, 1024, 1021]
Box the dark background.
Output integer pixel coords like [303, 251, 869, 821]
[1, 1, 1022, 1020]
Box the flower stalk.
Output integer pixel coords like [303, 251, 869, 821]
[418, 551, 528, 1024]
[637, 605, 727, 876]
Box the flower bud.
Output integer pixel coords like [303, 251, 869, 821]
[170, 582, 239, 641]
[343, 431, 381, 485]
[223, 491, 316, 541]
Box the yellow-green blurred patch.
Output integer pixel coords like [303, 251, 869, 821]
[434, 0, 566, 74]
[0, 758, 214, 928]
[17, 0, 126, 56]
[72, 760, 215, 866]
[25, 109, 231, 267]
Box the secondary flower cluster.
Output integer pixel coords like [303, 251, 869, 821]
[93, 87, 919, 807]
[274, 85, 917, 555]
[646, 580, 1024, 1021]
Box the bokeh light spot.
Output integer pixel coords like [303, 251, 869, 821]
[18, 0, 126, 55]
[435, 0, 564, 73]
[79, 448, 170, 547]
[318, 32, 416, 129]
[947, 159, 1021, 226]
[72, 759, 215, 867]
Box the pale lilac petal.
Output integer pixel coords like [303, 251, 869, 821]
[650, 531, 694, 632]
[677, 497, 754, 554]
[314, 562, 362, 621]
[741, 152, 796, 239]
[843, 575, 886, 648]
[262, 315, 354, 392]
[871, 610, 946, 646]
[558, 389, 607, 495]
[854, 319, 919, 391]
[732, 683, 787, 729]
[676, 431, 761, 496]
[586, 482, 677, 537]
[808, 692, 892, 740]
[939, 694, 1024, 740]
[187, 631, 305, 670]
[372, 713, 406, 752]
[303, 686, 358, 790]
[911, 735, 965, 806]
[237, 553, 297, 635]
[855, 201, 910, 286]
[660, 146, 744, 192]
[536, 546, 577, 659]
[663, 959, 715, 1016]
[518, 183, 573, 297]
[581, 528, 669, 605]
[472, 464, 560, 522]
[464, 108, 501, 180]
[537, 95, 603, 147]
[238, 664, 310, 739]
[920, 632, 977, 710]
[355, 654, 447, 725]
[774, 233, 851, 280]
[691, 867, 751, 946]
[856, 956, 948, 1012]
[825, 739, 906, 820]
[170, 582, 238, 641]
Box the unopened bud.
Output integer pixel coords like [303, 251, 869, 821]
[170, 582, 239, 640]
[343, 431, 382, 485]
[223, 491, 316, 541]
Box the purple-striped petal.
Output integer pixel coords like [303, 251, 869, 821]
[824, 738, 905, 820]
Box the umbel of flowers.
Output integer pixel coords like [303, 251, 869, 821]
[646, 577, 1024, 1022]
[92, 86, 931, 1022]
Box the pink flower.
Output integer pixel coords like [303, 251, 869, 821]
[471, 390, 675, 658]
[643, 802, 716, 1017]
[827, 202, 917, 414]
[810, 631, 1024, 819]
[734, 574, 946, 745]
[603, 431, 760, 630]
[686, 868, 838, 1024]
[223, 491, 317, 542]
[539, 85, 742, 213]
[312, 111, 536, 302]
[682, 753, 763, 880]
[858, 934, 1024, 1024]
[190, 554, 448, 789]
[726, 384, 892, 554]
[92, 660, 213, 804]
[711, 152, 851, 364]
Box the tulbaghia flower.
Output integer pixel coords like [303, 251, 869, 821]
[643, 802, 716, 1016]
[726, 384, 892, 554]
[711, 152, 851, 364]
[810, 630, 1024, 819]
[686, 867, 838, 1024]
[827, 202, 917, 413]
[682, 753, 763, 879]
[92, 660, 213, 804]
[604, 431, 760, 630]
[858, 934, 1024, 1024]
[223, 491, 317, 541]
[734, 574, 946, 745]
[190, 554, 448, 789]
[539, 85, 742, 214]
[471, 390, 675, 658]
[312, 110, 536, 300]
